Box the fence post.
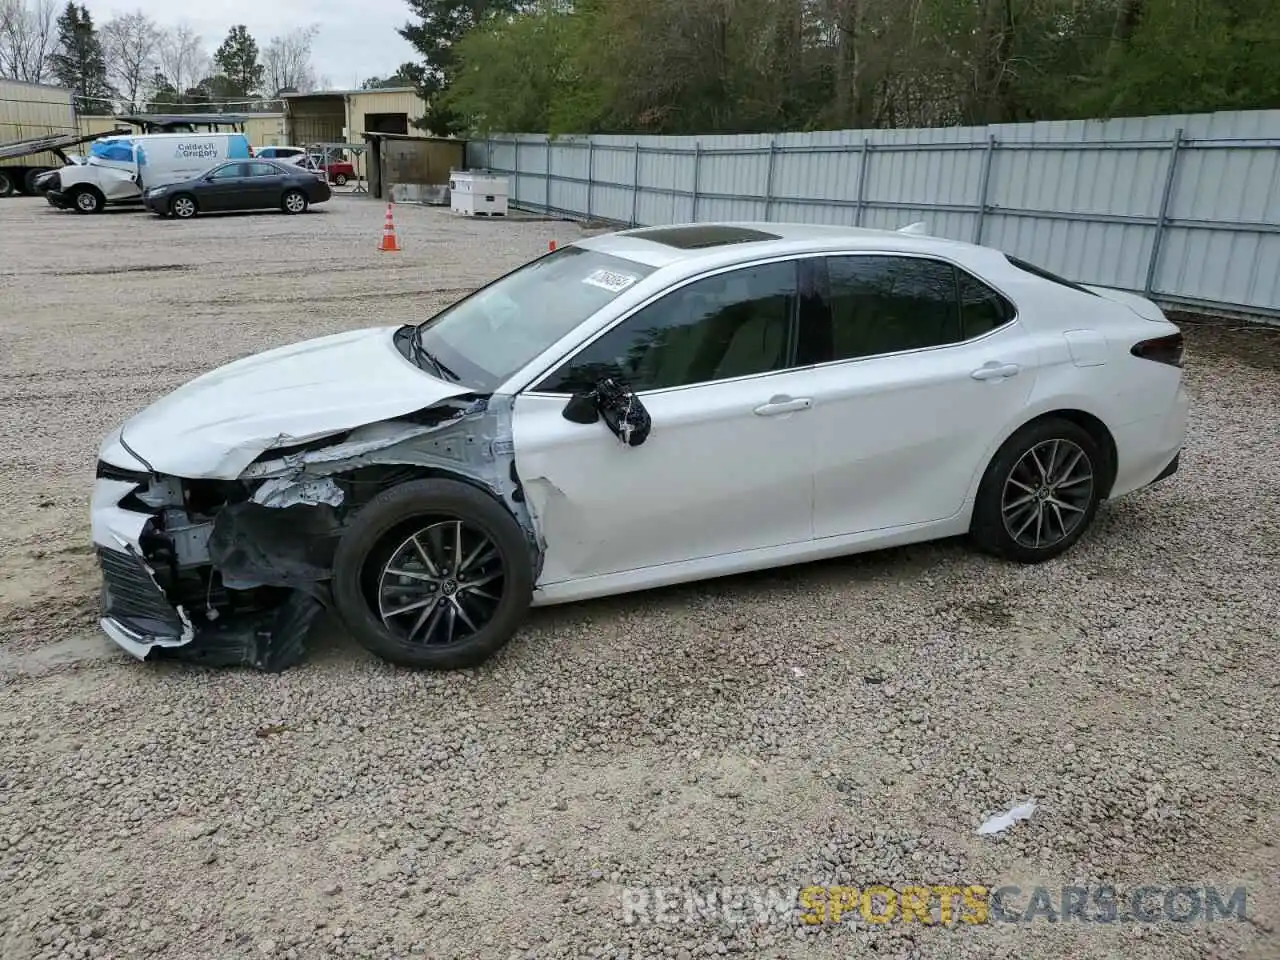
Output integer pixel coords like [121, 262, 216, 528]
[763, 139, 778, 221]
[691, 142, 702, 221]
[973, 134, 997, 244]
[630, 141, 641, 226]
[513, 138, 520, 206]
[586, 139, 594, 223]
[1145, 129, 1184, 297]
[854, 138, 870, 226]
[545, 137, 553, 214]
[485, 135, 492, 170]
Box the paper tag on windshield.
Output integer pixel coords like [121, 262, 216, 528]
[582, 268, 638, 293]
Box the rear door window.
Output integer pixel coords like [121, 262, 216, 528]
[824, 255, 962, 361]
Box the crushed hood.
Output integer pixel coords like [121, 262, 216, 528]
[103, 326, 474, 479]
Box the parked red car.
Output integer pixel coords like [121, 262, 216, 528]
[296, 153, 356, 186]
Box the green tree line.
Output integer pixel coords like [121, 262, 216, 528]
[1, 1, 322, 113]
[399, 0, 1280, 136]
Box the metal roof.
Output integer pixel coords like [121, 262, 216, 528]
[117, 113, 255, 126]
[360, 131, 462, 144]
[281, 87, 418, 98]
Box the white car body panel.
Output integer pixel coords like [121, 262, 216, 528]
[513, 367, 817, 586]
[804, 319, 1041, 538]
[102, 326, 473, 479]
[89, 219, 1188, 660]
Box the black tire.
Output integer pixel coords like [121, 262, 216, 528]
[0, 171, 13, 197]
[331, 478, 534, 670]
[970, 417, 1105, 564]
[333, 173, 348, 186]
[281, 189, 308, 214]
[23, 168, 49, 193]
[169, 194, 198, 219]
[70, 187, 103, 214]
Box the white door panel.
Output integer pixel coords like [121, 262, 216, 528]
[512, 373, 816, 585]
[811, 323, 1039, 538]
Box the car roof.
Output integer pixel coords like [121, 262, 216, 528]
[575, 220, 1002, 272]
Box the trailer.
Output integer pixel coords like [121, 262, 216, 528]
[0, 79, 82, 195]
[0, 131, 120, 197]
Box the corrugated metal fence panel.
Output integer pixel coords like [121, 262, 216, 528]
[467, 110, 1280, 317]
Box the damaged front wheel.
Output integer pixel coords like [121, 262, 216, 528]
[331, 478, 533, 669]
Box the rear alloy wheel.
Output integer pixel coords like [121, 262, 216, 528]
[970, 417, 1104, 563]
[282, 189, 308, 214]
[331, 479, 533, 670]
[169, 194, 197, 219]
[72, 188, 102, 214]
[333, 173, 348, 186]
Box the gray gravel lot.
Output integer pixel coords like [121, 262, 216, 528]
[0, 194, 1277, 960]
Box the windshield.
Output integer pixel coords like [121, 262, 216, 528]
[407, 246, 656, 391]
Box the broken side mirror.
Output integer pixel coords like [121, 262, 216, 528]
[562, 390, 599, 424]
[561, 378, 651, 447]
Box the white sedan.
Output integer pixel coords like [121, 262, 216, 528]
[90, 221, 1188, 671]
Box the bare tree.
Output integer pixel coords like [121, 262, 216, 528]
[155, 22, 208, 98]
[0, 0, 56, 83]
[101, 10, 159, 109]
[262, 25, 318, 95]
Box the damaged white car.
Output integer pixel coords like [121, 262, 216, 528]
[90, 221, 1188, 671]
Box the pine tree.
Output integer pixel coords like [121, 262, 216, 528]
[213, 24, 264, 99]
[48, 2, 113, 114]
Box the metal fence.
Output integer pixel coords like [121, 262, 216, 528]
[466, 111, 1280, 321]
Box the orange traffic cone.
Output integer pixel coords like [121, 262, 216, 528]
[548, 240, 557, 251]
[379, 202, 400, 252]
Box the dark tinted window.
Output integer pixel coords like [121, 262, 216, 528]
[207, 163, 244, 180]
[536, 260, 798, 394]
[825, 256, 961, 360]
[245, 162, 281, 177]
[625, 225, 781, 249]
[1005, 254, 1097, 295]
[958, 271, 1014, 338]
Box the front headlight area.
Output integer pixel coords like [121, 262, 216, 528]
[94, 462, 265, 623]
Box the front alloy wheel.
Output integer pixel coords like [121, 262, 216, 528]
[170, 195, 197, 219]
[376, 520, 505, 646]
[331, 478, 534, 669]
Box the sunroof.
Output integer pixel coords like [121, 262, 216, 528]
[626, 225, 781, 249]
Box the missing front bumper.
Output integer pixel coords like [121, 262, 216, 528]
[96, 545, 324, 672]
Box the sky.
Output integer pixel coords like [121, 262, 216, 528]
[81, 0, 420, 91]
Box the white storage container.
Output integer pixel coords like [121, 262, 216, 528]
[449, 170, 508, 217]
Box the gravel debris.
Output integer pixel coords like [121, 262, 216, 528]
[1, 194, 1277, 959]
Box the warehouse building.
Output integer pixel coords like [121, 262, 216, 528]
[281, 87, 428, 146]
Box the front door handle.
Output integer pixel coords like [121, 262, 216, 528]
[971, 362, 1021, 381]
[754, 395, 812, 416]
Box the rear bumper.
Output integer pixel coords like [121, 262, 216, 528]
[1109, 383, 1189, 499]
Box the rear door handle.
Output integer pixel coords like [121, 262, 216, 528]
[971, 362, 1021, 381]
[754, 396, 812, 416]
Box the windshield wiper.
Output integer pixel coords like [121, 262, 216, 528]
[409, 325, 460, 381]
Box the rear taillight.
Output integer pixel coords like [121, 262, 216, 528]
[1131, 332, 1184, 368]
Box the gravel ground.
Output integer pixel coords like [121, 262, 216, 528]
[0, 194, 1277, 960]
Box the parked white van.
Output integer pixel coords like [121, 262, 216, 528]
[47, 132, 253, 213]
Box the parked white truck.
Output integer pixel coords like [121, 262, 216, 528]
[46, 131, 253, 213]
